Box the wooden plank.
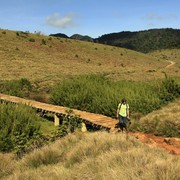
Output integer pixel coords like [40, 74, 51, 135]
[0, 93, 117, 129]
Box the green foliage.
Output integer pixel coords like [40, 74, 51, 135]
[129, 117, 180, 137]
[50, 74, 179, 137]
[0, 103, 41, 154]
[159, 75, 180, 103]
[29, 38, 35, 42]
[41, 39, 46, 45]
[51, 75, 180, 118]
[96, 28, 180, 53]
[0, 78, 32, 97]
[16, 32, 20, 36]
[53, 110, 82, 139]
[70, 34, 93, 42]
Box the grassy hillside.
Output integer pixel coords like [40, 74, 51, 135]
[148, 49, 180, 79]
[0, 132, 179, 180]
[0, 29, 179, 180]
[0, 29, 174, 91]
[130, 99, 180, 137]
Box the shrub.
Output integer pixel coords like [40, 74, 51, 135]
[0, 78, 32, 97]
[129, 116, 180, 137]
[53, 110, 82, 139]
[41, 39, 46, 45]
[51, 75, 167, 117]
[159, 75, 180, 103]
[0, 103, 41, 154]
[29, 38, 35, 42]
[16, 32, 20, 36]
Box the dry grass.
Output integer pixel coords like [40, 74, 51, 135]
[1, 132, 180, 180]
[0, 153, 17, 178]
[0, 29, 173, 91]
[149, 49, 180, 77]
[1, 29, 180, 180]
[140, 99, 180, 124]
[130, 99, 180, 137]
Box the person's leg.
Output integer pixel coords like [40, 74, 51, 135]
[118, 115, 124, 131]
[122, 116, 127, 131]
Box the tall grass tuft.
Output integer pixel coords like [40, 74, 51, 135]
[0, 153, 17, 178]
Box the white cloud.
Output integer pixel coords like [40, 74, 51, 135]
[143, 13, 178, 21]
[46, 13, 76, 29]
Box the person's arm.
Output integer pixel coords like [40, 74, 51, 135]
[116, 108, 119, 119]
[116, 103, 120, 119]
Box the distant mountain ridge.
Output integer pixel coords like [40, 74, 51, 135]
[49, 33, 69, 38]
[95, 28, 180, 53]
[50, 28, 180, 53]
[70, 34, 93, 42]
[49, 33, 93, 42]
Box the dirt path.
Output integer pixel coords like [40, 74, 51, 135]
[165, 60, 176, 68]
[130, 132, 180, 155]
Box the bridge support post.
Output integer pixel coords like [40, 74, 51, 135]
[81, 122, 87, 132]
[54, 114, 60, 126]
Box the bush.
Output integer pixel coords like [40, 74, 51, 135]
[41, 39, 46, 45]
[129, 117, 180, 137]
[159, 75, 180, 103]
[51, 75, 173, 117]
[53, 110, 82, 139]
[0, 103, 41, 154]
[0, 78, 32, 97]
[29, 38, 35, 42]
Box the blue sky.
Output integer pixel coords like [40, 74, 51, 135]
[0, 0, 179, 38]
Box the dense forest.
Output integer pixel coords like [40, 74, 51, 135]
[50, 28, 180, 53]
[95, 28, 180, 53]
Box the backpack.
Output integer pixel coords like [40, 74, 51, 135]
[118, 103, 129, 111]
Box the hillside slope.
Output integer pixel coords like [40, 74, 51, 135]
[1, 132, 180, 180]
[0, 29, 171, 89]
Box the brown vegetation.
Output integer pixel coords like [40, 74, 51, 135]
[1, 132, 180, 180]
[0, 29, 175, 91]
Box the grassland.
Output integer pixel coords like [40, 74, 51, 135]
[0, 132, 179, 180]
[1, 29, 178, 91]
[130, 99, 180, 137]
[149, 49, 180, 76]
[0, 29, 180, 179]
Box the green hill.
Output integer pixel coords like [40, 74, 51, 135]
[96, 28, 180, 53]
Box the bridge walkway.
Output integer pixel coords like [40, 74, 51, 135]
[0, 93, 118, 130]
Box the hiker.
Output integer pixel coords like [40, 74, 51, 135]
[116, 98, 129, 132]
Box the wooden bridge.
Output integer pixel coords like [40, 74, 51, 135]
[0, 93, 118, 131]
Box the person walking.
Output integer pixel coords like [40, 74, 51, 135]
[116, 98, 130, 132]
